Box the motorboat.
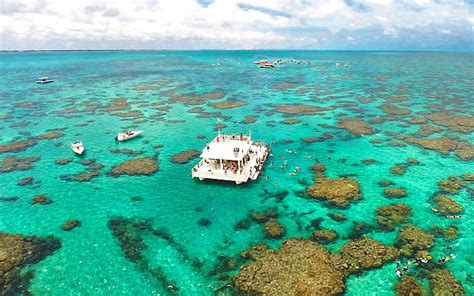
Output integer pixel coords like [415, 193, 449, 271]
[115, 130, 143, 141]
[71, 141, 84, 155]
[36, 77, 54, 84]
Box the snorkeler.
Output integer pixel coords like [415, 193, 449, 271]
[395, 260, 403, 278]
[447, 242, 459, 250]
[438, 254, 456, 263]
[412, 257, 429, 265]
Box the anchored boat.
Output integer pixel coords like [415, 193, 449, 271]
[191, 131, 269, 184]
[115, 130, 143, 141]
[36, 77, 54, 84]
[71, 141, 84, 155]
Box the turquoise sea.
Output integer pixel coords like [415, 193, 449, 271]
[0, 50, 473, 295]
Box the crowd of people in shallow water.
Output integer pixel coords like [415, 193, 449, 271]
[395, 243, 459, 278]
[431, 207, 462, 219]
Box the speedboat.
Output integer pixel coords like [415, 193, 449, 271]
[71, 141, 84, 155]
[115, 130, 143, 141]
[36, 77, 54, 84]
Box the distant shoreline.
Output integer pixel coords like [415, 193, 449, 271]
[1, 49, 473, 53]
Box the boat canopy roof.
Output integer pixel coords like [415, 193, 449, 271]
[38, 77, 49, 80]
[200, 138, 253, 161]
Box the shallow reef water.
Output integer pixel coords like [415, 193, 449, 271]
[0, 50, 473, 295]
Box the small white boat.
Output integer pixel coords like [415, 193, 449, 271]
[115, 130, 143, 142]
[36, 77, 54, 84]
[71, 141, 84, 155]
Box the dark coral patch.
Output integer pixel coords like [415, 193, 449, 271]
[170, 149, 199, 164]
[0, 156, 40, 173]
[108, 157, 158, 176]
[0, 140, 37, 153]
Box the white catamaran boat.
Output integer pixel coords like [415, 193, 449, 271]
[36, 77, 54, 84]
[71, 141, 84, 155]
[115, 130, 143, 142]
[191, 131, 269, 184]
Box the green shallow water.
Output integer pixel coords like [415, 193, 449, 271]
[0, 50, 473, 295]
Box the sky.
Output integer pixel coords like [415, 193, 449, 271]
[0, 0, 473, 50]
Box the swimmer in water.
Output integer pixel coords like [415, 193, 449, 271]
[438, 254, 456, 263]
[446, 243, 459, 250]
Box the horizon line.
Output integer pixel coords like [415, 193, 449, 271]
[1, 48, 473, 53]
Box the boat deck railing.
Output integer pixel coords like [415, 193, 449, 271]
[192, 145, 268, 183]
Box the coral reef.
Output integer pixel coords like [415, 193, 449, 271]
[114, 110, 143, 118]
[327, 212, 347, 222]
[271, 103, 325, 115]
[170, 149, 199, 164]
[34, 132, 64, 140]
[429, 225, 458, 241]
[110, 148, 144, 156]
[31, 195, 53, 205]
[337, 118, 375, 135]
[234, 238, 346, 295]
[307, 177, 362, 207]
[17, 176, 34, 186]
[0, 139, 37, 153]
[242, 115, 257, 124]
[61, 220, 81, 231]
[234, 219, 251, 231]
[0, 156, 40, 173]
[198, 218, 212, 227]
[104, 98, 130, 112]
[399, 136, 473, 160]
[376, 203, 412, 231]
[281, 118, 301, 125]
[395, 276, 426, 296]
[437, 177, 463, 195]
[311, 229, 338, 244]
[108, 217, 179, 294]
[390, 165, 407, 176]
[384, 187, 407, 198]
[310, 162, 326, 172]
[348, 221, 374, 239]
[361, 158, 377, 165]
[234, 237, 398, 295]
[240, 243, 272, 261]
[0, 232, 61, 295]
[378, 179, 394, 187]
[379, 104, 412, 115]
[338, 237, 399, 273]
[397, 224, 434, 257]
[210, 98, 247, 109]
[251, 209, 278, 223]
[432, 195, 463, 215]
[108, 157, 158, 176]
[55, 158, 73, 165]
[429, 269, 464, 295]
[427, 111, 474, 133]
[61, 169, 100, 182]
[263, 219, 286, 239]
[462, 173, 474, 182]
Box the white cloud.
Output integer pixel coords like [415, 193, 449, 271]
[0, 0, 472, 49]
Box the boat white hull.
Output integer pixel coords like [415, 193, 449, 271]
[116, 130, 143, 141]
[71, 142, 84, 155]
[36, 80, 54, 84]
